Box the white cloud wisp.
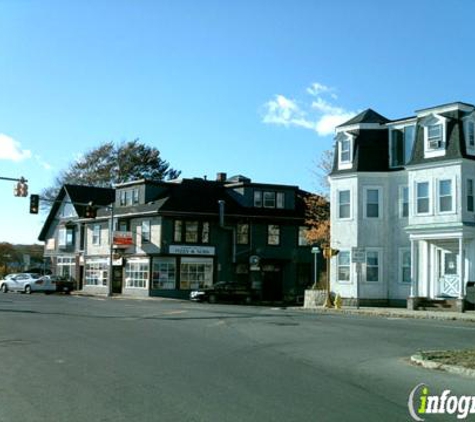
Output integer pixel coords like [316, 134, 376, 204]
[262, 83, 357, 136]
[0, 134, 32, 161]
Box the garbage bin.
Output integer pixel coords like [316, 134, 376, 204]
[466, 282, 475, 309]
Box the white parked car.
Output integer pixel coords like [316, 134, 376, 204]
[0, 273, 56, 294]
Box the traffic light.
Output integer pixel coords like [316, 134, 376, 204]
[85, 202, 97, 218]
[14, 181, 28, 197]
[29, 194, 39, 214]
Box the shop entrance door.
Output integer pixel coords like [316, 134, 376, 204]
[261, 264, 283, 302]
[112, 267, 123, 294]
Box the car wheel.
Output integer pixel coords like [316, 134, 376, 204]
[208, 294, 217, 304]
[25, 285, 32, 294]
[1, 284, 7, 293]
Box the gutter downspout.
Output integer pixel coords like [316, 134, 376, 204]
[218, 200, 236, 263]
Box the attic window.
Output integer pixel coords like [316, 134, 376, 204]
[340, 138, 351, 163]
[336, 132, 353, 170]
[422, 115, 446, 158]
[427, 124, 442, 150]
[468, 121, 475, 147]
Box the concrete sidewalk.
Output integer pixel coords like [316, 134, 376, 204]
[298, 305, 475, 322]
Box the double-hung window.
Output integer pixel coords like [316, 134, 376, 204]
[399, 249, 411, 284]
[338, 190, 351, 219]
[92, 225, 101, 245]
[237, 224, 249, 245]
[340, 138, 350, 163]
[400, 186, 409, 218]
[141, 220, 151, 243]
[366, 250, 380, 282]
[467, 121, 475, 150]
[467, 179, 474, 212]
[438, 179, 453, 213]
[416, 182, 430, 214]
[336, 132, 353, 170]
[364, 188, 380, 218]
[427, 124, 442, 150]
[337, 251, 350, 283]
[267, 225, 280, 246]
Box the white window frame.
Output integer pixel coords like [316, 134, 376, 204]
[437, 178, 455, 214]
[467, 178, 474, 213]
[141, 220, 151, 243]
[415, 181, 431, 216]
[58, 227, 66, 247]
[399, 185, 409, 218]
[337, 189, 351, 220]
[365, 249, 382, 283]
[398, 248, 411, 284]
[125, 258, 149, 289]
[363, 186, 382, 219]
[92, 224, 101, 246]
[337, 251, 351, 284]
[84, 258, 108, 286]
[336, 132, 354, 170]
[422, 115, 447, 158]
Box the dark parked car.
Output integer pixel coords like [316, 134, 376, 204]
[190, 282, 257, 304]
[38, 275, 75, 294]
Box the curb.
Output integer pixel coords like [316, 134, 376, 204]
[297, 306, 475, 322]
[411, 353, 475, 378]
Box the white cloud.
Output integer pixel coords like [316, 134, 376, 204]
[306, 82, 331, 97]
[262, 82, 357, 137]
[0, 134, 32, 161]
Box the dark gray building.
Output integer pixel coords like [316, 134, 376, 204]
[39, 174, 315, 303]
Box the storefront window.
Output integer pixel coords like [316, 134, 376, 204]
[152, 258, 176, 290]
[179, 258, 213, 290]
[125, 259, 149, 288]
[85, 259, 108, 286]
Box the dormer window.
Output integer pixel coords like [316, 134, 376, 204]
[468, 121, 475, 147]
[427, 124, 442, 150]
[421, 114, 446, 158]
[336, 132, 353, 170]
[340, 138, 350, 162]
[463, 117, 475, 156]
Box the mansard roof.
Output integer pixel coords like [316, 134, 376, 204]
[337, 108, 390, 128]
[330, 102, 475, 176]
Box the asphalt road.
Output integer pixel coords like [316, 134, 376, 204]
[0, 294, 473, 422]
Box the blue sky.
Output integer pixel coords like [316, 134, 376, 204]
[1, 0, 474, 244]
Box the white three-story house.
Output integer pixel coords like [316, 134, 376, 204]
[329, 102, 475, 311]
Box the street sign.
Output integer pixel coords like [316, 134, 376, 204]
[351, 247, 365, 263]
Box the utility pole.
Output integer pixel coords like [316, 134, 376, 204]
[108, 204, 115, 297]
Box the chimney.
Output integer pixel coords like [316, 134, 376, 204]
[216, 172, 227, 182]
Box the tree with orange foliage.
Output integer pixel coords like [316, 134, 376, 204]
[304, 148, 332, 245]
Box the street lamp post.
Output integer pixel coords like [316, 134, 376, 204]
[311, 247, 320, 289]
